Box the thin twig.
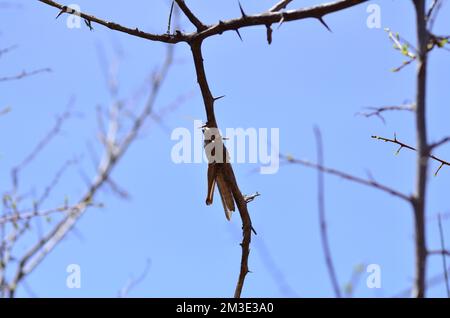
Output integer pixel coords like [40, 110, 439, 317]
[430, 136, 450, 150]
[11, 98, 75, 191]
[174, 0, 206, 31]
[251, 232, 297, 297]
[426, 0, 443, 31]
[0, 68, 51, 82]
[314, 127, 342, 298]
[0, 202, 102, 226]
[372, 134, 450, 176]
[343, 264, 365, 297]
[167, 1, 175, 34]
[429, 250, 450, 257]
[38, 0, 184, 43]
[0, 45, 18, 58]
[118, 259, 152, 297]
[281, 155, 411, 202]
[437, 214, 450, 297]
[356, 105, 414, 124]
[393, 264, 450, 297]
[0, 107, 11, 116]
[269, 0, 294, 12]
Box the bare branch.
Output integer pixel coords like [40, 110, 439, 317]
[38, 0, 188, 43]
[281, 155, 411, 202]
[411, 0, 429, 298]
[118, 259, 152, 297]
[269, 0, 294, 12]
[426, 0, 443, 30]
[372, 134, 450, 176]
[6, 46, 176, 297]
[343, 264, 365, 297]
[0, 107, 11, 116]
[429, 250, 450, 257]
[0, 68, 51, 82]
[251, 232, 297, 297]
[39, 0, 368, 44]
[174, 0, 206, 31]
[106, 178, 130, 200]
[314, 127, 342, 298]
[0, 201, 102, 226]
[190, 41, 253, 298]
[11, 98, 75, 191]
[35, 158, 78, 207]
[166, 1, 175, 34]
[195, 0, 368, 41]
[356, 105, 414, 124]
[437, 214, 449, 297]
[430, 136, 450, 150]
[244, 192, 260, 204]
[0, 45, 18, 58]
[394, 264, 450, 297]
[34, 0, 382, 298]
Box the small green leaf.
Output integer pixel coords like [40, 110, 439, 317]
[401, 44, 409, 56]
[438, 38, 448, 48]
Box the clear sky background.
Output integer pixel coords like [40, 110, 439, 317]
[1, 0, 450, 297]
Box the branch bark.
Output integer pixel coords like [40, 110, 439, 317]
[190, 41, 252, 298]
[411, 0, 429, 298]
[39, 0, 367, 44]
[174, 0, 207, 31]
[38, 0, 187, 43]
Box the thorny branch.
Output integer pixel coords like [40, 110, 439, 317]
[190, 41, 253, 298]
[39, 0, 368, 44]
[371, 134, 450, 176]
[39, 0, 185, 43]
[37, 0, 369, 297]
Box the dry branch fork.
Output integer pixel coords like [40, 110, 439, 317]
[37, 0, 368, 297]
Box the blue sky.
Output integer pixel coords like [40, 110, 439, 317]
[1, 0, 450, 297]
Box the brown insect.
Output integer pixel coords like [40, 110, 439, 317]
[203, 127, 235, 221]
